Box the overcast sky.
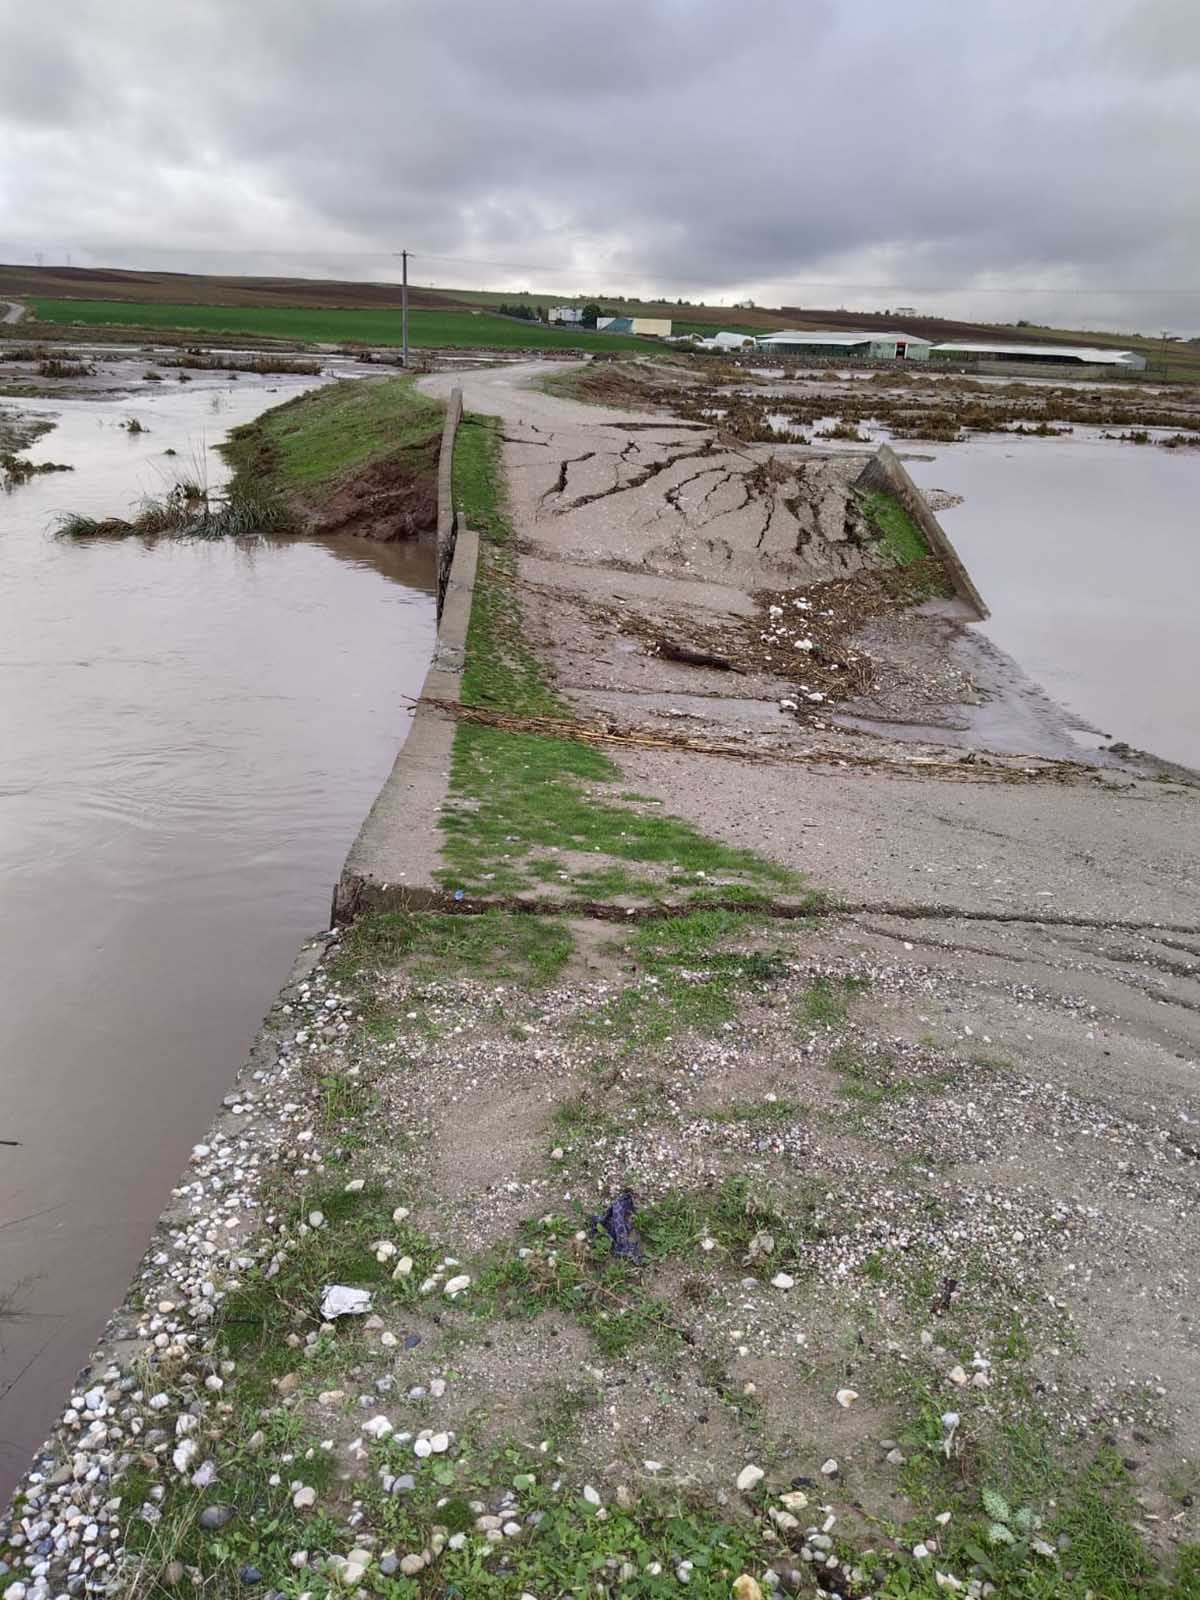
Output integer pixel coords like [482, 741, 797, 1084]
[1, 0, 1197, 333]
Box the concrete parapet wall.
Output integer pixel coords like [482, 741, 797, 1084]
[332, 515, 479, 922]
[855, 444, 989, 620]
[436, 387, 463, 617]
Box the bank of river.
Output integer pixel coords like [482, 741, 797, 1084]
[902, 435, 1200, 771]
[0, 380, 437, 1496]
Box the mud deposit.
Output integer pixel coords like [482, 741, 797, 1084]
[906, 435, 1200, 771]
[0, 382, 437, 1494]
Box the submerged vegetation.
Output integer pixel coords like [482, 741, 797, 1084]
[161, 349, 325, 376]
[56, 481, 284, 541]
[1, 452, 72, 488]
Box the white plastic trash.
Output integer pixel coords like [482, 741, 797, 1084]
[320, 1285, 373, 1320]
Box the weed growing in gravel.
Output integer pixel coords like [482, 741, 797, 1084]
[577, 911, 790, 1047]
[693, 1096, 803, 1126]
[797, 972, 869, 1028]
[639, 1174, 827, 1280]
[219, 1184, 438, 1363]
[463, 1215, 681, 1358]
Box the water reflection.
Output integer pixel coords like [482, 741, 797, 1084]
[907, 435, 1200, 770]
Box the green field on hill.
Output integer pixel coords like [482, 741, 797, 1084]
[26, 299, 652, 351]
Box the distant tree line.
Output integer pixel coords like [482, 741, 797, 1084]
[494, 303, 545, 321]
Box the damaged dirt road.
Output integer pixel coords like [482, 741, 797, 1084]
[416, 361, 1200, 1563]
[5, 358, 1198, 1600]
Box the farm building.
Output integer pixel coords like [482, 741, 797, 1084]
[694, 330, 756, 350]
[755, 329, 932, 360]
[548, 306, 583, 325]
[597, 315, 673, 337]
[928, 341, 1146, 371]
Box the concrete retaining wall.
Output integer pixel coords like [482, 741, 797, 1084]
[331, 513, 478, 922]
[855, 444, 989, 620]
[436, 387, 463, 617]
[332, 385, 476, 919]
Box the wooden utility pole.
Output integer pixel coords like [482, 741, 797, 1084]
[402, 249, 409, 368]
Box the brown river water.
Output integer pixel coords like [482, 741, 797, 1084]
[0, 379, 436, 1494]
[905, 433, 1200, 772]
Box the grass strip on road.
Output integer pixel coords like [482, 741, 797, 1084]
[443, 411, 802, 903]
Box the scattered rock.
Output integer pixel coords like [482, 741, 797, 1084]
[197, 1504, 235, 1531]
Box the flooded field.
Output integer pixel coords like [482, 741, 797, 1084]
[0, 379, 437, 1493]
[907, 434, 1200, 771]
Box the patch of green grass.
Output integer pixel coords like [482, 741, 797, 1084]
[349, 1439, 786, 1599]
[316, 1071, 374, 1130]
[576, 912, 791, 1048]
[454, 413, 568, 717]
[829, 1042, 919, 1107]
[796, 972, 868, 1029]
[331, 907, 574, 986]
[222, 373, 440, 495]
[123, 1448, 346, 1598]
[569, 864, 672, 900]
[218, 1183, 438, 1367]
[859, 486, 931, 566]
[693, 1097, 801, 1126]
[879, 1393, 1199, 1600]
[606, 915, 783, 1038]
[440, 721, 798, 899]
[464, 1216, 680, 1359]
[28, 298, 654, 350]
[639, 1174, 827, 1280]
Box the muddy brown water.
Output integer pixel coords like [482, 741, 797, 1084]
[905, 433, 1200, 771]
[0, 380, 437, 1495]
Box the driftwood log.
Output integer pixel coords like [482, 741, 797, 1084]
[656, 638, 738, 672]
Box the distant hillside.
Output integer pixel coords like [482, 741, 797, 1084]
[0, 264, 460, 312]
[2, 262, 1193, 377]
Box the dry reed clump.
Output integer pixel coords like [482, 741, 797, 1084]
[1, 452, 73, 487]
[161, 349, 324, 376]
[36, 358, 95, 378]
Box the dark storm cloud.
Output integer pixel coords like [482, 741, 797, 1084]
[1, 0, 1198, 330]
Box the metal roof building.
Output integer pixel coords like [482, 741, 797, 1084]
[929, 341, 1147, 370]
[695, 330, 756, 349]
[755, 329, 932, 360]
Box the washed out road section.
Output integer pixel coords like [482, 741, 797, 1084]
[0, 380, 438, 1496]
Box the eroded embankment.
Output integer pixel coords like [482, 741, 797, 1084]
[3, 370, 1199, 1600]
[220, 378, 443, 542]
